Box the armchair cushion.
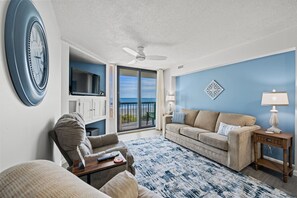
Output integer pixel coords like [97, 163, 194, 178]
[54, 116, 91, 161]
[92, 141, 128, 157]
[88, 133, 119, 148]
[100, 171, 138, 198]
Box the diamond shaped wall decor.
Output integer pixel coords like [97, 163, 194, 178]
[204, 80, 224, 100]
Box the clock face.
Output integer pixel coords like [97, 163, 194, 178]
[28, 22, 47, 89]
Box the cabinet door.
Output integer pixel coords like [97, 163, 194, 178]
[79, 99, 93, 122]
[92, 98, 101, 120]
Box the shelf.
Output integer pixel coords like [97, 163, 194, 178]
[85, 116, 106, 125]
[257, 158, 293, 174]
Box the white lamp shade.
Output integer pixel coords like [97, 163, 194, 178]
[166, 95, 175, 102]
[261, 92, 289, 106]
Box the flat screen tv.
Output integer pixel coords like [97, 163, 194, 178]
[70, 68, 100, 96]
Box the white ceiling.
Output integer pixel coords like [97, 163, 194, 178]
[52, 0, 297, 70]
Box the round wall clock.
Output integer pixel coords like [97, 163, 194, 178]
[5, 0, 49, 106]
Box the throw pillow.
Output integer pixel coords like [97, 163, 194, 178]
[172, 112, 185, 124]
[100, 171, 138, 198]
[217, 122, 241, 136]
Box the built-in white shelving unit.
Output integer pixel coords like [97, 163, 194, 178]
[61, 41, 109, 133]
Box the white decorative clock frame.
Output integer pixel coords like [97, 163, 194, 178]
[204, 80, 224, 100]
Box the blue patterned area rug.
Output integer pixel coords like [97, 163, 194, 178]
[125, 137, 292, 198]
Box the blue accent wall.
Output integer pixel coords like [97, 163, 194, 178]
[70, 61, 106, 94]
[86, 120, 106, 135]
[176, 51, 295, 162]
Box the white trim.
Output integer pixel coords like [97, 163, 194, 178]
[172, 47, 296, 77]
[117, 127, 156, 135]
[295, 50, 297, 176]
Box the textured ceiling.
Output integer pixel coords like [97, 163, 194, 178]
[52, 0, 297, 70]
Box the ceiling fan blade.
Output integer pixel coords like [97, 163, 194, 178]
[146, 55, 167, 60]
[128, 59, 137, 64]
[123, 47, 138, 56]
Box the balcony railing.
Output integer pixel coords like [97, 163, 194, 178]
[119, 101, 156, 131]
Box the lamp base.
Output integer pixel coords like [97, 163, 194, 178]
[267, 126, 281, 133]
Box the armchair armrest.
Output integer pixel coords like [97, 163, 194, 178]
[88, 133, 119, 149]
[227, 125, 261, 171]
[84, 151, 106, 159]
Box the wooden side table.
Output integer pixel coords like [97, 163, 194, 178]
[253, 129, 293, 183]
[72, 153, 127, 184]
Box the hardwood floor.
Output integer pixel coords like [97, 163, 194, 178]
[119, 129, 297, 197]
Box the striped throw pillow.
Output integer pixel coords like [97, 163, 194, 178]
[172, 112, 185, 124]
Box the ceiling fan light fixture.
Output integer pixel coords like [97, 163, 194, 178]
[123, 46, 167, 64]
[136, 55, 145, 61]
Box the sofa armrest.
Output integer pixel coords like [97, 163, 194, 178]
[227, 125, 261, 171]
[88, 133, 119, 149]
[162, 115, 173, 136]
[164, 115, 173, 124]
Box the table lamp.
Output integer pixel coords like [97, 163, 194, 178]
[261, 89, 289, 133]
[166, 95, 175, 113]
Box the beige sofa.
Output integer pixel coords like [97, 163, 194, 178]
[0, 160, 161, 198]
[163, 110, 260, 171]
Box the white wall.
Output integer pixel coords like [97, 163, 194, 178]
[164, 26, 297, 174]
[0, 0, 61, 171]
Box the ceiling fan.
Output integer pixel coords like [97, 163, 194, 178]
[123, 46, 167, 64]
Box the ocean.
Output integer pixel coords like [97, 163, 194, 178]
[120, 98, 156, 103]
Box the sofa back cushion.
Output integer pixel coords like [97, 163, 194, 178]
[0, 160, 110, 198]
[214, 113, 256, 132]
[194, 110, 219, 132]
[182, 109, 199, 126]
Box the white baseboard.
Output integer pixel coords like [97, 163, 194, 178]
[263, 155, 296, 176]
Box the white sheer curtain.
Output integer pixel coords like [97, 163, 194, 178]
[155, 69, 165, 130]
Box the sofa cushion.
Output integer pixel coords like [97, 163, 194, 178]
[166, 123, 188, 134]
[100, 170, 138, 198]
[215, 113, 256, 132]
[182, 109, 199, 126]
[138, 185, 162, 198]
[180, 127, 210, 140]
[199, 133, 228, 151]
[194, 110, 219, 131]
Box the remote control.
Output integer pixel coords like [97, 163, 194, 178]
[97, 151, 119, 162]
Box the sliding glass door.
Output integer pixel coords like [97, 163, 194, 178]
[117, 66, 156, 132]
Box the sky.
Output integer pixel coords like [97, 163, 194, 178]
[120, 75, 156, 99]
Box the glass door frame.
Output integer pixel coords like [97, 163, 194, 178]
[117, 66, 157, 132]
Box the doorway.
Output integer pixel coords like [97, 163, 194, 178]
[117, 66, 157, 132]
